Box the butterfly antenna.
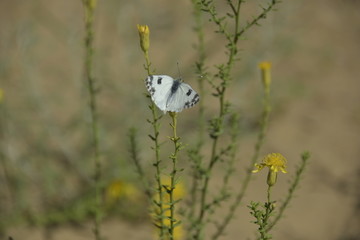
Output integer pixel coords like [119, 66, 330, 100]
[176, 62, 182, 82]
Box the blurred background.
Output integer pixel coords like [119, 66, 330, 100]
[1, 0, 360, 239]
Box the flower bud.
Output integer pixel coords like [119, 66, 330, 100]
[267, 170, 277, 187]
[259, 61, 272, 93]
[89, 0, 97, 9]
[137, 24, 150, 53]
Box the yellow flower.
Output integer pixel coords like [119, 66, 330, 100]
[137, 24, 150, 53]
[253, 153, 287, 173]
[259, 61, 271, 71]
[82, 0, 97, 9]
[258, 61, 272, 92]
[89, 0, 97, 9]
[253, 153, 287, 186]
[105, 180, 140, 205]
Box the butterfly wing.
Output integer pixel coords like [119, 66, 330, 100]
[145, 75, 174, 111]
[165, 82, 200, 112]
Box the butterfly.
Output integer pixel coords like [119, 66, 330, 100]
[145, 75, 200, 113]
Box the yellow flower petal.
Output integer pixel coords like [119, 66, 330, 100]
[252, 163, 265, 173]
[253, 153, 287, 174]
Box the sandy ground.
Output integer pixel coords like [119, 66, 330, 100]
[2, 0, 360, 239]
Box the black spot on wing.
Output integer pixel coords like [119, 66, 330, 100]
[184, 93, 200, 109]
[186, 89, 192, 96]
[157, 77, 163, 85]
[145, 75, 155, 95]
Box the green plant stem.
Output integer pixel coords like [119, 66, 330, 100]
[142, 51, 165, 237]
[259, 185, 273, 240]
[194, 1, 244, 238]
[168, 112, 181, 240]
[265, 152, 311, 232]
[81, 1, 101, 239]
[151, 103, 165, 238]
[237, 0, 279, 38]
[212, 71, 271, 240]
[267, 185, 272, 203]
[192, 0, 279, 238]
[144, 51, 151, 74]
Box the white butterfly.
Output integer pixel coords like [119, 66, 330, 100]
[145, 75, 200, 113]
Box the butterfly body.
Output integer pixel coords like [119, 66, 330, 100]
[145, 75, 200, 113]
